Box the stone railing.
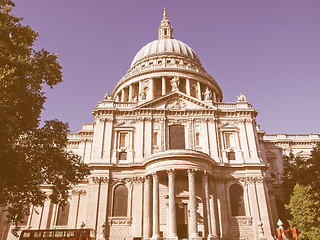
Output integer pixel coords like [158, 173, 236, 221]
[114, 102, 138, 108]
[216, 103, 237, 109]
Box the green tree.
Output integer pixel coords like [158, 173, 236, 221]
[282, 144, 320, 239]
[287, 184, 320, 240]
[0, 0, 90, 230]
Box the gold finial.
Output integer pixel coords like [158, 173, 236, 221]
[163, 7, 167, 20]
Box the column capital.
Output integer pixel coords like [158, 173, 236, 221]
[152, 172, 158, 180]
[145, 174, 152, 183]
[187, 168, 197, 176]
[166, 168, 176, 176]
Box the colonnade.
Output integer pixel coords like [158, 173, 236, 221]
[114, 77, 217, 103]
[143, 169, 218, 240]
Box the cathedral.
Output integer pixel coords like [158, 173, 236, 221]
[2, 8, 320, 240]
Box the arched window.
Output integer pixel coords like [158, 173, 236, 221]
[56, 202, 70, 226]
[112, 184, 128, 217]
[229, 184, 245, 216]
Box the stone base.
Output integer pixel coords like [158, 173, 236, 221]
[150, 235, 162, 240]
[206, 235, 219, 240]
[166, 236, 178, 240]
[188, 235, 202, 240]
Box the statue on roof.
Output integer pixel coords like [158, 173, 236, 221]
[104, 92, 112, 100]
[170, 76, 180, 92]
[203, 88, 212, 101]
[237, 93, 247, 102]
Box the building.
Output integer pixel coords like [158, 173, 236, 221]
[2, 8, 320, 240]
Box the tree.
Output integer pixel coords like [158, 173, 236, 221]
[286, 184, 320, 240]
[282, 144, 320, 239]
[0, 0, 90, 230]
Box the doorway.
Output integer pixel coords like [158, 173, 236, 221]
[176, 202, 188, 239]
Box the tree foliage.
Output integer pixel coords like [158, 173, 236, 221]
[282, 144, 320, 239]
[286, 184, 320, 240]
[0, 0, 90, 229]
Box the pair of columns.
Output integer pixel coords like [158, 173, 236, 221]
[144, 169, 216, 240]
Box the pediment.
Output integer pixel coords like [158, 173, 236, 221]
[219, 122, 239, 129]
[135, 91, 216, 111]
[114, 121, 135, 128]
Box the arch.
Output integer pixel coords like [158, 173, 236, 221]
[229, 184, 245, 216]
[56, 201, 70, 226]
[112, 184, 128, 217]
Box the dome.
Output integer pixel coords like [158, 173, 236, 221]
[112, 8, 223, 103]
[130, 38, 201, 68]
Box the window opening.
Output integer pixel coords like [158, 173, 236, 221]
[112, 185, 128, 217]
[153, 132, 158, 146]
[229, 184, 245, 216]
[195, 132, 200, 146]
[169, 125, 185, 149]
[119, 132, 127, 148]
[56, 202, 70, 226]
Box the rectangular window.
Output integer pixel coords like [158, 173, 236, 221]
[227, 151, 236, 160]
[153, 132, 158, 146]
[118, 152, 127, 160]
[169, 125, 185, 149]
[195, 132, 200, 146]
[119, 132, 128, 148]
[225, 132, 235, 149]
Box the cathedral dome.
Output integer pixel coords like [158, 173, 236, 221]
[130, 38, 201, 68]
[112, 8, 223, 103]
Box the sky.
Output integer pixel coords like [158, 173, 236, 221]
[12, 0, 320, 134]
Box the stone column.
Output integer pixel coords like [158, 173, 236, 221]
[121, 89, 125, 102]
[143, 175, 152, 240]
[209, 178, 219, 239]
[162, 77, 166, 95]
[129, 84, 133, 102]
[203, 172, 214, 240]
[186, 78, 191, 95]
[151, 173, 161, 240]
[197, 81, 202, 100]
[188, 169, 200, 240]
[167, 169, 178, 239]
[139, 81, 142, 100]
[150, 78, 154, 100]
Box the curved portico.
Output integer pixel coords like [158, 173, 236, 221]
[143, 150, 219, 240]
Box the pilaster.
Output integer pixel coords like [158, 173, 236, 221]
[102, 118, 114, 163]
[92, 118, 106, 161]
[245, 119, 260, 162]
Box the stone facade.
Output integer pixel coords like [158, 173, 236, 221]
[2, 8, 320, 240]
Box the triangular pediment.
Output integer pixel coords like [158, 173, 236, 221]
[219, 122, 239, 129]
[135, 91, 216, 110]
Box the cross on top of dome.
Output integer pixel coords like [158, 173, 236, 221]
[158, 8, 173, 40]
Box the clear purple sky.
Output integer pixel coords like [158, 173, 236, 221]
[12, 0, 320, 134]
